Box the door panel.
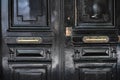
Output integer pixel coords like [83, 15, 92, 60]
[1, 0, 56, 80]
[76, 0, 114, 27]
[8, 45, 51, 61]
[9, 0, 50, 30]
[64, 0, 118, 80]
[8, 63, 51, 80]
[73, 46, 116, 59]
[74, 63, 116, 80]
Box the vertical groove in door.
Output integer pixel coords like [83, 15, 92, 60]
[59, 0, 65, 80]
[50, 0, 62, 80]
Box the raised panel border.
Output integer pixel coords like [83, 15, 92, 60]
[74, 0, 115, 29]
[74, 63, 117, 80]
[73, 46, 117, 60]
[8, 45, 52, 61]
[8, 63, 51, 80]
[8, 0, 51, 31]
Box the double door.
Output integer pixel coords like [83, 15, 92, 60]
[1, 0, 120, 80]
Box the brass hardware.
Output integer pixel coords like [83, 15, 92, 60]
[118, 36, 120, 42]
[16, 37, 42, 44]
[66, 27, 72, 37]
[67, 17, 71, 20]
[83, 36, 109, 43]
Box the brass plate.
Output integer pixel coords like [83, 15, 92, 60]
[118, 36, 120, 42]
[83, 36, 109, 43]
[16, 37, 43, 44]
[66, 27, 72, 36]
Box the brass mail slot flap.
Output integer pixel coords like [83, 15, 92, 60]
[16, 37, 42, 44]
[83, 36, 109, 43]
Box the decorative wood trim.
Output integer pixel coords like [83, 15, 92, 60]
[8, 0, 51, 31]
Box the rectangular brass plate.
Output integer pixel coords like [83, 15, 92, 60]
[118, 36, 120, 42]
[66, 27, 72, 36]
[83, 36, 109, 43]
[16, 37, 42, 44]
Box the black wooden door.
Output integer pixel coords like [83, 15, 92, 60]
[64, 0, 118, 80]
[0, 0, 120, 80]
[1, 0, 61, 80]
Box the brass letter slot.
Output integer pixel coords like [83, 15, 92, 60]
[83, 36, 109, 43]
[16, 37, 42, 44]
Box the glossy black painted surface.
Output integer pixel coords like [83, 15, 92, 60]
[1, 0, 120, 80]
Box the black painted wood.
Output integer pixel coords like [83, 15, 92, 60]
[0, 0, 120, 80]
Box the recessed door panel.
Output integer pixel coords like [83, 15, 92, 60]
[64, 0, 115, 28]
[8, 64, 51, 80]
[9, 0, 50, 30]
[74, 63, 116, 80]
[75, 0, 115, 28]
